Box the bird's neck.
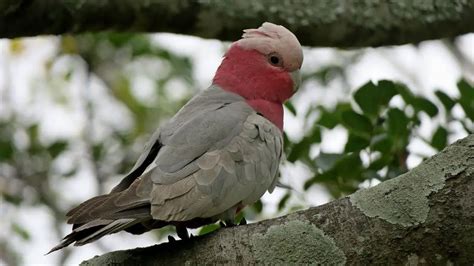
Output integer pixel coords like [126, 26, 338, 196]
[246, 99, 284, 130]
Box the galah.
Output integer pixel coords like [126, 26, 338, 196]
[49, 22, 303, 253]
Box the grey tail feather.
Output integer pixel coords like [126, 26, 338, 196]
[46, 237, 76, 255]
[75, 219, 140, 246]
[46, 225, 100, 255]
[46, 218, 142, 255]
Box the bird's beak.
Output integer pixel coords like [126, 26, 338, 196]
[290, 69, 301, 92]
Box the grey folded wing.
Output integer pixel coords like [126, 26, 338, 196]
[148, 89, 283, 222]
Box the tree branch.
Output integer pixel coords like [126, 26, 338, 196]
[81, 134, 474, 265]
[1, 0, 474, 47]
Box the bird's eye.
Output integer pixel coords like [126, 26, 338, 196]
[268, 53, 283, 67]
[270, 56, 279, 65]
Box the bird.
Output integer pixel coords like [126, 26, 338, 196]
[49, 21, 303, 253]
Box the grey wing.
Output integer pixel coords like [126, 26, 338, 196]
[150, 110, 283, 222]
[111, 86, 244, 193]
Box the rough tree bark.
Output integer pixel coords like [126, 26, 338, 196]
[1, 0, 474, 47]
[80, 134, 474, 265]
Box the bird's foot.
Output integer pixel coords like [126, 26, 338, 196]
[219, 220, 236, 228]
[169, 232, 193, 242]
[239, 217, 247, 225]
[176, 225, 190, 240]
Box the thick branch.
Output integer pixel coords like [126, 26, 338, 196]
[1, 0, 474, 47]
[82, 134, 474, 265]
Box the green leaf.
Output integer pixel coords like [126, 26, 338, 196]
[304, 170, 337, 189]
[278, 193, 291, 211]
[62, 168, 78, 178]
[92, 144, 104, 161]
[354, 80, 397, 116]
[3, 193, 23, 205]
[394, 83, 438, 117]
[354, 81, 377, 115]
[317, 109, 338, 129]
[12, 223, 30, 240]
[287, 126, 321, 163]
[317, 103, 352, 129]
[341, 110, 373, 138]
[307, 65, 344, 85]
[47, 141, 68, 158]
[27, 124, 41, 154]
[361, 169, 381, 181]
[345, 134, 370, 152]
[0, 140, 14, 161]
[315, 153, 344, 171]
[235, 211, 245, 224]
[413, 97, 438, 117]
[368, 155, 392, 171]
[394, 83, 416, 105]
[284, 101, 297, 116]
[371, 133, 393, 153]
[431, 126, 448, 151]
[198, 223, 220, 236]
[434, 90, 455, 111]
[283, 132, 292, 154]
[251, 200, 263, 213]
[386, 108, 409, 138]
[335, 153, 363, 179]
[286, 139, 309, 163]
[304, 176, 317, 190]
[457, 79, 474, 120]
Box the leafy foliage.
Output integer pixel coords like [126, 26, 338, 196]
[282, 79, 472, 203]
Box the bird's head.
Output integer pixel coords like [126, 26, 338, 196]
[213, 22, 303, 104]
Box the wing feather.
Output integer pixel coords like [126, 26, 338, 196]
[150, 112, 282, 222]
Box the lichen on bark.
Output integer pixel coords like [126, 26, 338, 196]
[350, 135, 473, 226]
[251, 219, 346, 265]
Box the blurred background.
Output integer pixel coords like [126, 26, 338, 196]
[0, 32, 472, 265]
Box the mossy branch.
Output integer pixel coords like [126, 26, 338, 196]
[81, 134, 474, 265]
[1, 0, 474, 47]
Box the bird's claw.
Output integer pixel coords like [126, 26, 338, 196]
[239, 217, 247, 225]
[169, 232, 193, 242]
[220, 220, 237, 227]
[176, 226, 189, 240]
